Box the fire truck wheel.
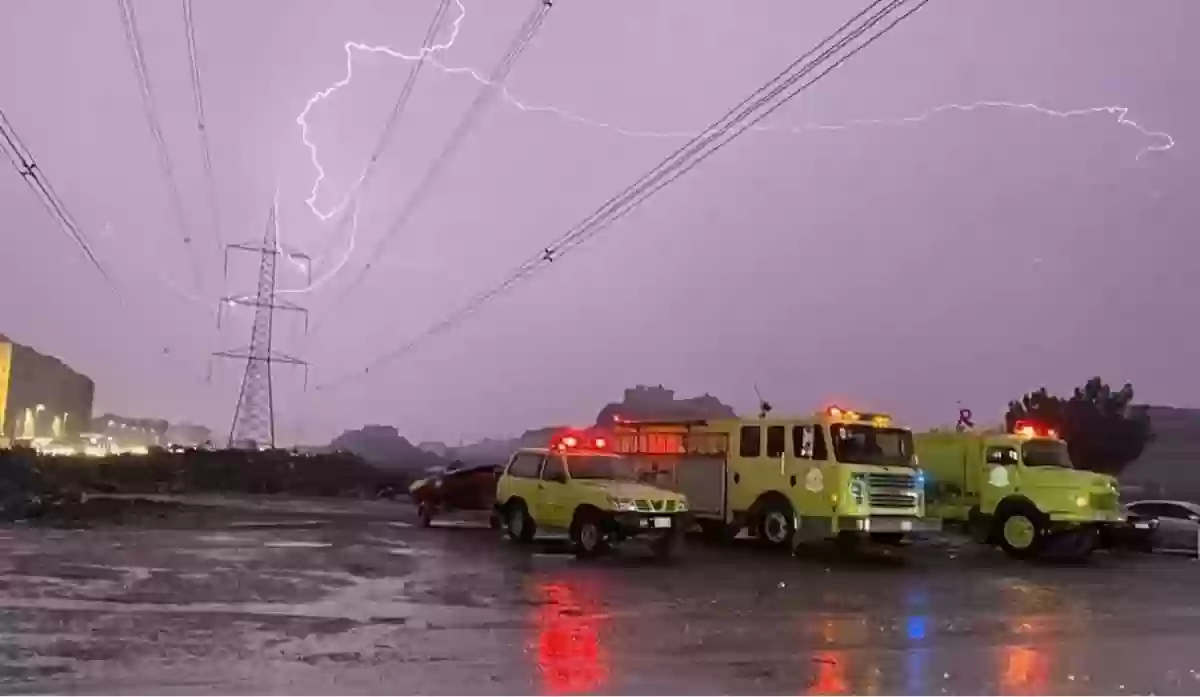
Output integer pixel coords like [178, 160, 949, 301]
[570, 508, 609, 559]
[996, 503, 1047, 559]
[757, 498, 796, 550]
[1049, 528, 1096, 561]
[505, 500, 536, 543]
[417, 503, 433, 528]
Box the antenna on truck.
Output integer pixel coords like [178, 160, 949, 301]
[753, 384, 773, 418]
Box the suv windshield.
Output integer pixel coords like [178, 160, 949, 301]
[1021, 439, 1072, 468]
[830, 424, 913, 466]
[567, 455, 638, 481]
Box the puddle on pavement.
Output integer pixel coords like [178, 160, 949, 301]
[263, 541, 334, 549]
[387, 548, 436, 557]
[228, 520, 329, 530]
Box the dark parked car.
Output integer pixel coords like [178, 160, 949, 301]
[1099, 504, 1159, 553]
[409, 463, 502, 528]
[1125, 500, 1200, 554]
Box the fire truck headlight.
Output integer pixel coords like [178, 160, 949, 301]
[849, 476, 867, 506]
[1075, 495, 1089, 508]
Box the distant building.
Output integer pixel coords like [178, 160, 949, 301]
[595, 384, 737, 425]
[1121, 405, 1200, 501]
[0, 335, 94, 442]
[90, 413, 170, 448]
[165, 422, 213, 447]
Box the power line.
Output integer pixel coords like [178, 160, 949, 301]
[310, 0, 553, 329]
[0, 108, 113, 285]
[116, 0, 204, 293]
[181, 0, 223, 249]
[2, 110, 216, 383]
[316, 0, 933, 392]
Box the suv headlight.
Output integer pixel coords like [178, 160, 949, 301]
[606, 496, 638, 512]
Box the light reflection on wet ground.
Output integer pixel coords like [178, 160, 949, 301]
[0, 496, 1198, 694]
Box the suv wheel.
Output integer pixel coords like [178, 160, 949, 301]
[505, 501, 536, 543]
[652, 527, 684, 561]
[571, 509, 609, 559]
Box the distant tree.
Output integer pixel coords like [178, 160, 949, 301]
[1005, 377, 1153, 476]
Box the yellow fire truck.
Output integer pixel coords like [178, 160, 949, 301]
[610, 406, 940, 551]
[915, 418, 1123, 560]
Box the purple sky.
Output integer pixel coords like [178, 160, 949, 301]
[1, 1, 1196, 445]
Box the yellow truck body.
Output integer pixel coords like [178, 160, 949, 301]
[612, 407, 940, 550]
[915, 421, 1122, 559]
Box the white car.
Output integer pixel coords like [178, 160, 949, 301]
[1125, 500, 1200, 553]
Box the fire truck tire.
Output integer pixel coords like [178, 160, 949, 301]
[570, 508, 609, 559]
[995, 501, 1047, 560]
[1049, 527, 1097, 561]
[505, 500, 536, 543]
[756, 497, 796, 550]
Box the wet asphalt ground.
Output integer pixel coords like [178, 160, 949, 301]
[1, 496, 1199, 695]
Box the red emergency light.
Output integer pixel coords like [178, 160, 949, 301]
[1012, 420, 1059, 439]
[826, 405, 862, 421]
[550, 430, 611, 452]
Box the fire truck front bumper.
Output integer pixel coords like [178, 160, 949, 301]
[837, 515, 942, 534]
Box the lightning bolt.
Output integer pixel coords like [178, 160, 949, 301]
[296, 0, 469, 221]
[771, 101, 1175, 161]
[294, 3, 1175, 289]
[276, 195, 363, 295]
[300, 44, 1175, 216]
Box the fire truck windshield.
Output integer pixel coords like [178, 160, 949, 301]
[1021, 439, 1072, 468]
[830, 424, 913, 466]
[566, 454, 638, 481]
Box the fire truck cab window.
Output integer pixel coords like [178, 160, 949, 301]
[739, 426, 762, 458]
[766, 425, 785, 458]
[793, 425, 828, 460]
[985, 447, 1019, 466]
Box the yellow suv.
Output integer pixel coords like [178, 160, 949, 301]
[494, 432, 690, 559]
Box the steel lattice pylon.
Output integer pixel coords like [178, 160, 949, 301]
[211, 204, 309, 449]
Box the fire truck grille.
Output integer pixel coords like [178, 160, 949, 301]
[866, 473, 919, 510]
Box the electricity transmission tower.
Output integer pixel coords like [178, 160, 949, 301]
[211, 204, 309, 449]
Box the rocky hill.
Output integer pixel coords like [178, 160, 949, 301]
[328, 425, 450, 474]
[329, 385, 737, 471]
[595, 384, 736, 425]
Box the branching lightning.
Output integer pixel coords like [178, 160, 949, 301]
[296, 0, 468, 221]
[772, 101, 1175, 160]
[294, 2, 1176, 291]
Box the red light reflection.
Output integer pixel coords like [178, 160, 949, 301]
[807, 650, 850, 695]
[532, 581, 610, 695]
[1000, 645, 1050, 695]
